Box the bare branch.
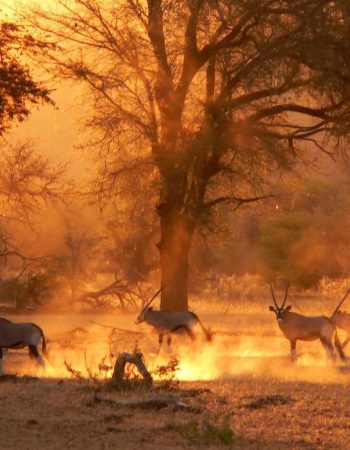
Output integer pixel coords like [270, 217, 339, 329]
[204, 194, 274, 211]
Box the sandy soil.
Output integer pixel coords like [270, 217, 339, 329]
[1, 375, 350, 449]
[0, 306, 349, 449]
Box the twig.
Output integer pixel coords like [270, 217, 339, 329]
[91, 320, 144, 335]
[64, 361, 83, 380]
[93, 394, 201, 412]
[84, 350, 98, 382]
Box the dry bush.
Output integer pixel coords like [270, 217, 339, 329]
[201, 274, 266, 302]
[318, 277, 350, 302]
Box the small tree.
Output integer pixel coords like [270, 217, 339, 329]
[29, 0, 350, 310]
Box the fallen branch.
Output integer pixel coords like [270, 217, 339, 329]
[112, 352, 152, 387]
[93, 394, 201, 413]
[91, 320, 144, 335]
[0, 374, 38, 383]
[0, 374, 18, 382]
[68, 327, 89, 335]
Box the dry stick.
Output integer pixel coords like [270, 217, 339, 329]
[64, 361, 83, 380]
[84, 349, 98, 382]
[93, 394, 201, 413]
[0, 374, 18, 382]
[213, 330, 276, 337]
[68, 327, 89, 335]
[90, 320, 144, 335]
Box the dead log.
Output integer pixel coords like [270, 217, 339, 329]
[93, 394, 201, 413]
[112, 352, 152, 388]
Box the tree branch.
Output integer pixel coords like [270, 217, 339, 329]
[248, 102, 344, 122]
[147, 0, 173, 108]
[204, 194, 274, 211]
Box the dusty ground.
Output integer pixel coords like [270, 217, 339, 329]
[1, 301, 350, 449]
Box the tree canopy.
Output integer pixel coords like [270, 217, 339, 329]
[0, 21, 52, 134]
[28, 0, 350, 310]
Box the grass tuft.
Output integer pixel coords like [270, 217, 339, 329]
[245, 394, 294, 409]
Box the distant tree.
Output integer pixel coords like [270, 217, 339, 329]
[30, 0, 350, 310]
[0, 142, 66, 303]
[0, 142, 65, 222]
[58, 222, 104, 301]
[254, 171, 350, 287]
[0, 21, 52, 134]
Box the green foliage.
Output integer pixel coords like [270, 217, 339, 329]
[171, 414, 241, 447]
[257, 211, 312, 284]
[253, 172, 350, 287]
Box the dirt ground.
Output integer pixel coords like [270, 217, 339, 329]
[1, 302, 350, 449]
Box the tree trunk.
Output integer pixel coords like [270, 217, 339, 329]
[159, 212, 194, 311]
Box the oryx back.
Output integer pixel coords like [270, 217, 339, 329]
[0, 319, 43, 348]
[279, 311, 334, 341]
[0, 318, 47, 374]
[143, 310, 197, 333]
[334, 311, 350, 332]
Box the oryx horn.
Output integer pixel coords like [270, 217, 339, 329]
[144, 287, 162, 309]
[270, 284, 278, 308]
[281, 282, 290, 308]
[332, 287, 350, 318]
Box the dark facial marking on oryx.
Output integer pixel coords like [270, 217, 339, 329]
[269, 284, 346, 363]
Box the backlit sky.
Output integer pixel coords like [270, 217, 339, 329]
[1, 0, 87, 178]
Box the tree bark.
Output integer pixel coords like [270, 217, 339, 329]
[159, 212, 195, 311]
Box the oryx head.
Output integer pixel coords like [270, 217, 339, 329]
[135, 306, 153, 324]
[135, 287, 161, 325]
[269, 283, 291, 322]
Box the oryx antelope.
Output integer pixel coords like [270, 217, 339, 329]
[135, 289, 212, 353]
[269, 285, 346, 362]
[0, 317, 47, 374]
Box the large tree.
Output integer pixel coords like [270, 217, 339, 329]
[29, 0, 350, 310]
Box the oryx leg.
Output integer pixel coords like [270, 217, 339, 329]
[184, 326, 196, 342]
[342, 334, 350, 349]
[157, 334, 164, 354]
[0, 348, 3, 375]
[28, 345, 45, 367]
[166, 335, 173, 352]
[320, 337, 336, 362]
[290, 339, 297, 361]
[171, 325, 196, 342]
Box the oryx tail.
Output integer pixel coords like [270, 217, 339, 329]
[41, 328, 47, 357]
[334, 328, 346, 361]
[33, 324, 48, 357]
[189, 312, 212, 342]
